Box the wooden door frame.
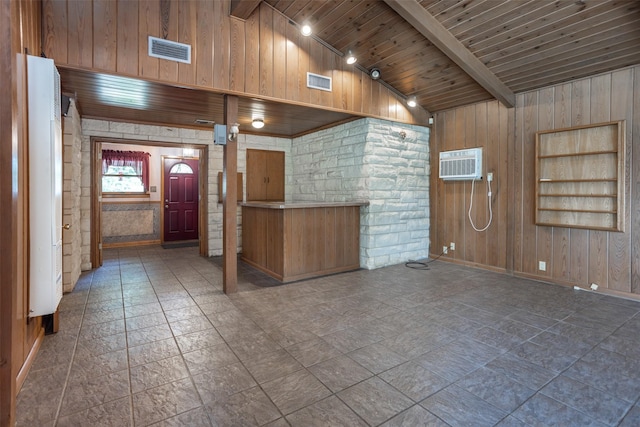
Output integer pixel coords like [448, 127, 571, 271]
[91, 138, 208, 263]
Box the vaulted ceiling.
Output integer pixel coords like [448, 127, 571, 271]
[61, 0, 640, 137]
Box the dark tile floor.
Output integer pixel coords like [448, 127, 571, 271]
[16, 246, 640, 426]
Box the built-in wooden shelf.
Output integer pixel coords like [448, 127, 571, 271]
[535, 121, 625, 231]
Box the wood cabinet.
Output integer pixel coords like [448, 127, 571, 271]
[246, 149, 284, 201]
[535, 121, 625, 231]
[241, 202, 366, 282]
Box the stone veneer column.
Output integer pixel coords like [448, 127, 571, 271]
[62, 100, 83, 292]
[291, 118, 430, 269]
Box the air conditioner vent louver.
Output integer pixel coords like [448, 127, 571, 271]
[307, 72, 332, 92]
[439, 148, 483, 180]
[148, 36, 191, 64]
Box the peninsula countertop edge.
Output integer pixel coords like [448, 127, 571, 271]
[241, 201, 370, 209]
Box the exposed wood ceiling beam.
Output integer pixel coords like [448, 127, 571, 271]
[230, 0, 261, 20]
[384, 0, 515, 108]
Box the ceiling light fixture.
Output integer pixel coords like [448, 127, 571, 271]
[301, 24, 312, 36]
[370, 68, 381, 80]
[252, 118, 265, 129]
[345, 50, 357, 65]
[407, 96, 417, 108]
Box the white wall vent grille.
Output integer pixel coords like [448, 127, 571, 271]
[307, 72, 332, 92]
[148, 36, 192, 64]
[439, 148, 483, 180]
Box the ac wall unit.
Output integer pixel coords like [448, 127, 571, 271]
[439, 148, 483, 180]
[27, 55, 63, 317]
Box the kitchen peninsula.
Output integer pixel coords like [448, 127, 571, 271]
[241, 201, 368, 282]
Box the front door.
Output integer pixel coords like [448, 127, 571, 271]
[163, 158, 199, 242]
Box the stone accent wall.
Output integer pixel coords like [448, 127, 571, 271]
[80, 119, 291, 259]
[102, 203, 160, 245]
[292, 118, 430, 269]
[62, 100, 83, 292]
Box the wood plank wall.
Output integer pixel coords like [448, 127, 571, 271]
[2, 0, 42, 424]
[42, 0, 427, 125]
[430, 100, 512, 271]
[431, 65, 640, 297]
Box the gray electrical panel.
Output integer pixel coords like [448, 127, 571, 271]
[214, 124, 227, 145]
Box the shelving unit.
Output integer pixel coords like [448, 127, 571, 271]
[535, 121, 625, 231]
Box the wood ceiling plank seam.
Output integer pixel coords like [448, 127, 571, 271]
[478, 4, 640, 66]
[385, 57, 473, 81]
[386, 64, 477, 90]
[421, 85, 492, 104]
[489, 26, 640, 77]
[452, 0, 550, 44]
[429, 96, 496, 113]
[505, 52, 640, 93]
[437, 0, 506, 32]
[423, 0, 469, 20]
[496, 39, 640, 83]
[469, 1, 629, 56]
[455, 0, 571, 47]
[328, 5, 404, 52]
[367, 24, 435, 54]
[303, 0, 345, 27]
[268, 0, 312, 20]
[356, 24, 433, 65]
[463, 1, 591, 53]
[305, 2, 365, 41]
[372, 40, 446, 70]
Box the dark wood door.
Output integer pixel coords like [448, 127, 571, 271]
[164, 158, 199, 242]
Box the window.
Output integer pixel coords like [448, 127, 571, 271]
[169, 163, 194, 174]
[102, 150, 150, 194]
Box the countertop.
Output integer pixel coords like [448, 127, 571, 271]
[241, 201, 369, 209]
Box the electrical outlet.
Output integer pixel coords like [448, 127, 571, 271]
[443, 246, 448, 254]
[450, 242, 455, 251]
[538, 261, 546, 271]
[487, 172, 494, 182]
[590, 283, 599, 291]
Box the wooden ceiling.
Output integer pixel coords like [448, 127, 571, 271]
[60, 0, 640, 137]
[59, 67, 355, 138]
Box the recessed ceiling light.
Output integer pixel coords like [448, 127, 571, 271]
[370, 68, 381, 80]
[301, 24, 312, 36]
[345, 50, 357, 65]
[252, 118, 265, 129]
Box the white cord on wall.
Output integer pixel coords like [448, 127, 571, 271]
[468, 176, 493, 232]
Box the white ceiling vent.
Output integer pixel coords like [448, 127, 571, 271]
[307, 72, 332, 92]
[148, 36, 191, 64]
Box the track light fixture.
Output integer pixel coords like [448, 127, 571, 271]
[301, 24, 312, 36]
[407, 96, 417, 108]
[345, 50, 357, 65]
[370, 68, 381, 80]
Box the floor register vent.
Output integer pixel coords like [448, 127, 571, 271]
[307, 72, 332, 92]
[148, 36, 192, 64]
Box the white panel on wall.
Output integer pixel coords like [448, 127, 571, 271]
[27, 55, 63, 317]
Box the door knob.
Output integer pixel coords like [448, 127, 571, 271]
[165, 204, 169, 208]
[62, 224, 71, 230]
